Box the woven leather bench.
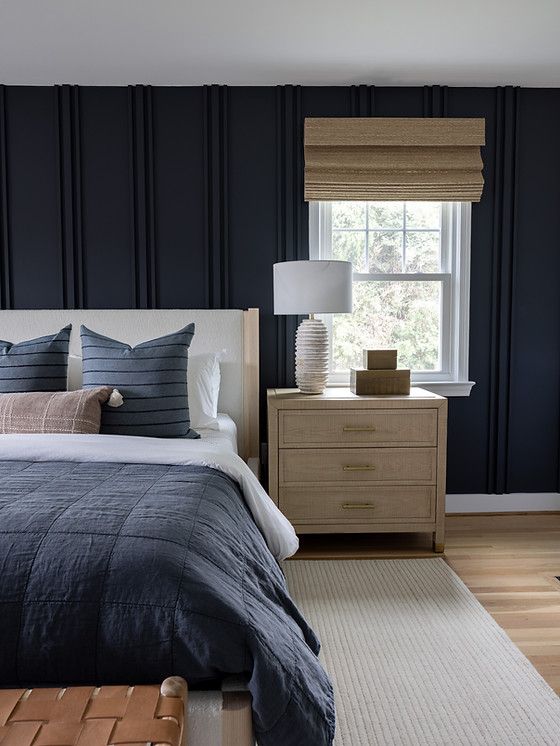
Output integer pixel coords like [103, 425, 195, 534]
[0, 676, 187, 746]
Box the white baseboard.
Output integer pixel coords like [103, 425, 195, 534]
[446, 493, 560, 513]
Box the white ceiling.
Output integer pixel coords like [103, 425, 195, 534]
[1, 0, 560, 87]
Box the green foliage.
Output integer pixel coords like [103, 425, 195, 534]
[333, 281, 440, 371]
[329, 201, 442, 372]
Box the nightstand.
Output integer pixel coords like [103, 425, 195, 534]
[267, 387, 448, 552]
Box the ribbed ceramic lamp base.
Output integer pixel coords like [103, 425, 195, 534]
[295, 317, 329, 394]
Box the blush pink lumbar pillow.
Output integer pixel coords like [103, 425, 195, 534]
[0, 387, 122, 435]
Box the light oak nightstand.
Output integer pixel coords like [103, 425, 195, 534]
[267, 387, 448, 552]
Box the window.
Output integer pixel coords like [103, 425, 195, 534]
[309, 201, 474, 396]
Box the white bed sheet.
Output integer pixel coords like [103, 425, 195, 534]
[197, 413, 238, 454]
[0, 432, 298, 560]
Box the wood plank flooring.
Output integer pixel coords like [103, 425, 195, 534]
[292, 513, 560, 695]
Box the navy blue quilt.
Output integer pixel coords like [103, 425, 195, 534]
[0, 461, 335, 745]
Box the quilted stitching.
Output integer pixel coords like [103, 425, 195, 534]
[0, 461, 335, 746]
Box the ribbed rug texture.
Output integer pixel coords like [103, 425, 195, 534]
[285, 558, 560, 745]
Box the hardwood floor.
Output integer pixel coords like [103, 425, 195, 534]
[293, 513, 560, 695]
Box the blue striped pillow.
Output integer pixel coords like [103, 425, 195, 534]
[0, 325, 71, 393]
[80, 324, 199, 438]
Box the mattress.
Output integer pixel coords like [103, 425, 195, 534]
[0, 432, 297, 560]
[197, 413, 238, 453]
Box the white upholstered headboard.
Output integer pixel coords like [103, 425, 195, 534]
[0, 309, 260, 461]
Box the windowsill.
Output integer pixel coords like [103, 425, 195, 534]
[326, 380, 476, 397]
[413, 381, 475, 397]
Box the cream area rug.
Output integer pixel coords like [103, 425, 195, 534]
[285, 558, 560, 745]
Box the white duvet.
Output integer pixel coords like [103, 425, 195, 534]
[0, 433, 299, 560]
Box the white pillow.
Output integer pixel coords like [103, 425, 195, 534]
[67, 354, 83, 391]
[187, 352, 222, 430]
[68, 351, 222, 431]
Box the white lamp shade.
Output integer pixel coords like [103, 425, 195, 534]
[273, 260, 353, 315]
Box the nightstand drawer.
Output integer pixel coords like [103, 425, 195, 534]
[279, 486, 435, 523]
[279, 409, 437, 448]
[279, 447, 436, 484]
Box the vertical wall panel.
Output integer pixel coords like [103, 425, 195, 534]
[228, 87, 279, 448]
[0, 85, 10, 309]
[444, 87, 497, 494]
[228, 87, 278, 411]
[486, 87, 519, 493]
[3, 87, 63, 308]
[507, 89, 560, 492]
[302, 87, 352, 118]
[79, 88, 135, 308]
[373, 87, 425, 117]
[151, 87, 206, 308]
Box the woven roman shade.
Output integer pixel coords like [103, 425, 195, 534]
[304, 117, 485, 202]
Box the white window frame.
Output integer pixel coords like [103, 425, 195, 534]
[309, 201, 475, 397]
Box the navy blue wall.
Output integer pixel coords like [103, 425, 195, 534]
[0, 84, 558, 495]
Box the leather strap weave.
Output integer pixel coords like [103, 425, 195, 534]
[0, 677, 186, 746]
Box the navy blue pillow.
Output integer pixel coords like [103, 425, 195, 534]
[0, 325, 71, 393]
[80, 324, 199, 438]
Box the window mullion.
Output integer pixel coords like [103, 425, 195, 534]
[323, 202, 333, 260]
[440, 274, 452, 376]
[336, 227, 441, 233]
[364, 201, 369, 271]
[402, 202, 407, 271]
[353, 272, 450, 282]
[440, 202, 452, 272]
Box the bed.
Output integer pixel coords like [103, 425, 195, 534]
[0, 309, 335, 746]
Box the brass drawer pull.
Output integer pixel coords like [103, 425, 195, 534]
[343, 464, 375, 471]
[342, 502, 375, 510]
[343, 426, 376, 432]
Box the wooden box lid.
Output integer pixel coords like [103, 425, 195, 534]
[363, 349, 398, 370]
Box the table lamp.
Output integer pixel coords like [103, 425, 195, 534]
[273, 260, 353, 394]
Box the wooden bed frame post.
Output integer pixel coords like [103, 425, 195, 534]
[242, 308, 260, 470]
[222, 691, 254, 746]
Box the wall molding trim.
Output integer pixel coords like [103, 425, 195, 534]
[275, 84, 305, 387]
[203, 84, 229, 309]
[350, 84, 376, 116]
[487, 85, 520, 494]
[55, 84, 85, 309]
[423, 84, 448, 117]
[0, 84, 11, 309]
[446, 492, 560, 513]
[128, 84, 157, 309]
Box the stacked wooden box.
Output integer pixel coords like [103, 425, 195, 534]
[350, 349, 411, 395]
